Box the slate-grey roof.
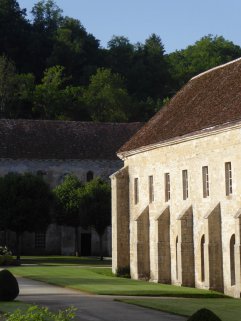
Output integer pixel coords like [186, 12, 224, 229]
[119, 58, 241, 153]
[0, 119, 142, 160]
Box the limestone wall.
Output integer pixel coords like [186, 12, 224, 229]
[122, 124, 241, 297]
[0, 158, 121, 188]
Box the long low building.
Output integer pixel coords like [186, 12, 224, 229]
[0, 119, 142, 257]
[111, 58, 241, 298]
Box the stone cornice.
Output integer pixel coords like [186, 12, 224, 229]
[117, 119, 241, 160]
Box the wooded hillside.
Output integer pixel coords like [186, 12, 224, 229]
[1, 0, 241, 122]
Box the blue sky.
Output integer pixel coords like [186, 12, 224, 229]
[18, 0, 241, 53]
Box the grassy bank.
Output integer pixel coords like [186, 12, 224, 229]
[118, 298, 241, 321]
[8, 260, 224, 297]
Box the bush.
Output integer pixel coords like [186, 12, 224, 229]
[5, 305, 76, 321]
[0, 246, 13, 266]
[116, 266, 130, 278]
[0, 269, 19, 301]
[187, 308, 222, 321]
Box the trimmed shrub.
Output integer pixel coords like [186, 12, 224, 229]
[187, 308, 222, 321]
[0, 269, 19, 301]
[0, 246, 13, 266]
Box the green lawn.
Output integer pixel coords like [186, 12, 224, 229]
[0, 301, 30, 314]
[9, 264, 224, 297]
[19, 255, 111, 266]
[118, 298, 241, 321]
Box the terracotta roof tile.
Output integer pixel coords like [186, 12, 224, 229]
[0, 119, 142, 160]
[119, 58, 241, 153]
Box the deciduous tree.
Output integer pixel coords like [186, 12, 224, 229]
[80, 178, 111, 260]
[83, 68, 131, 122]
[53, 175, 83, 256]
[0, 173, 52, 259]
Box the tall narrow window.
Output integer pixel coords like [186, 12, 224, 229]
[149, 175, 154, 203]
[225, 162, 232, 195]
[182, 170, 188, 200]
[230, 234, 235, 286]
[202, 166, 209, 198]
[201, 235, 205, 282]
[165, 173, 170, 201]
[134, 178, 139, 204]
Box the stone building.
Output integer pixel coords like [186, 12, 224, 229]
[112, 58, 241, 297]
[0, 119, 142, 256]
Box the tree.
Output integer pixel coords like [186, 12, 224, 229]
[0, 55, 35, 118]
[30, 0, 64, 79]
[33, 65, 89, 120]
[48, 17, 100, 85]
[0, 55, 17, 117]
[107, 36, 134, 79]
[0, 173, 52, 259]
[167, 35, 241, 92]
[33, 65, 67, 119]
[0, 0, 31, 72]
[53, 175, 83, 256]
[80, 178, 111, 260]
[31, 0, 63, 33]
[128, 34, 170, 101]
[83, 68, 131, 122]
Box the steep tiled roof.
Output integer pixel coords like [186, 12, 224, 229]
[119, 58, 241, 153]
[0, 120, 142, 160]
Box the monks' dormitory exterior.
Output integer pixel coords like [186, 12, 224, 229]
[0, 119, 142, 257]
[111, 58, 241, 298]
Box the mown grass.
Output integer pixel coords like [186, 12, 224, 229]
[9, 264, 225, 297]
[0, 301, 30, 314]
[118, 298, 241, 321]
[19, 255, 111, 266]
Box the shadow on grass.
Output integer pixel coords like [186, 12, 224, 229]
[19, 256, 111, 266]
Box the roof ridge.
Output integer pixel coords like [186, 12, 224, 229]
[191, 57, 241, 81]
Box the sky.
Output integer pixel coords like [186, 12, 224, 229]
[18, 0, 241, 53]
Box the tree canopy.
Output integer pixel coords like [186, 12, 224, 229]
[53, 174, 83, 255]
[80, 178, 111, 260]
[1, 0, 241, 122]
[0, 172, 53, 259]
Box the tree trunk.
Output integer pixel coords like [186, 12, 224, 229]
[3, 229, 7, 245]
[16, 232, 21, 261]
[99, 234, 103, 261]
[75, 226, 79, 256]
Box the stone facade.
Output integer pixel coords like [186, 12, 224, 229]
[112, 58, 241, 298]
[0, 119, 142, 257]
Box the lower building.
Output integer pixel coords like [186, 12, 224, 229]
[0, 119, 142, 256]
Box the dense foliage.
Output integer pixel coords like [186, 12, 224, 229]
[0, 172, 53, 259]
[53, 174, 83, 256]
[80, 178, 111, 260]
[1, 0, 241, 122]
[53, 176, 111, 259]
[5, 305, 76, 321]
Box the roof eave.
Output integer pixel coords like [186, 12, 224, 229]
[117, 118, 241, 160]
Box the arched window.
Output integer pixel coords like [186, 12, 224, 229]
[201, 235, 205, 282]
[176, 236, 179, 280]
[86, 171, 94, 182]
[230, 234, 235, 286]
